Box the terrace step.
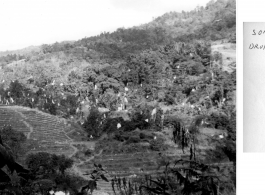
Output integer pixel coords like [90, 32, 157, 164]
[0, 106, 79, 159]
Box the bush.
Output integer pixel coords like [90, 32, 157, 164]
[149, 137, 168, 151]
[125, 135, 141, 144]
[187, 94, 199, 104]
[209, 112, 230, 130]
[1, 125, 27, 158]
[189, 62, 206, 75]
[26, 152, 74, 175]
[102, 117, 124, 133]
[157, 91, 165, 102]
[84, 149, 93, 157]
[47, 102, 57, 115]
[113, 131, 130, 142]
[164, 94, 175, 105]
[139, 133, 146, 139]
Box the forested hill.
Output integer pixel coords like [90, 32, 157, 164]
[0, 0, 235, 65]
[140, 0, 236, 41]
[0, 0, 236, 120]
[0, 1, 236, 193]
[72, 0, 235, 60]
[0, 0, 236, 119]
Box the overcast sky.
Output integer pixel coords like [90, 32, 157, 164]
[0, 0, 210, 51]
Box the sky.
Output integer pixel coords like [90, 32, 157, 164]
[0, 0, 210, 51]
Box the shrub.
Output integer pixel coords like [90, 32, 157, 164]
[188, 62, 205, 75]
[187, 95, 199, 104]
[139, 133, 146, 139]
[157, 91, 165, 102]
[113, 131, 130, 142]
[149, 137, 168, 151]
[209, 112, 230, 130]
[125, 135, 141, 144]
[1, 125, 27, 158]
[164, 94, 175, 105]
[26, 152, 74, 175]
[84, 149, 93, 157]
[102, 118, 118, 133]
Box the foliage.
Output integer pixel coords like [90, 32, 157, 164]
[0, 134, 30, 195]
[0, 1, 236, 194]
[81, 163, 109, 194]
[82, 106, 103, 137]
[24, 152, 86, 194]
[208, 112, 230, 130]
[164, 94, 175, 105]
[111, 176, 141, 195]
[139, 156, 235, 195]
[0, 125, 27, 158]
[84, 149, 93, 157]
[0, 53, 25, 66]
[26, 152, 74, 176]
[221, 110, 236, 162]
[164, 117, 190, 152]
[149, 137, 168, 151]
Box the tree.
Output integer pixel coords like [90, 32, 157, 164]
[82, 106, 103, 137]
[57, 155, 74, 175]
[140, 154, 234, 195]
[81, 163, 109, 194]
[0, 125, 27, 158]
[25, 152, 82, 194]
[26, 152, 73, 177]
[9, 80, 26, 99]
[0, 134, 29, 194]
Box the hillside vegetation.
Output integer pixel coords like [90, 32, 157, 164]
[0, 0, 236, 194]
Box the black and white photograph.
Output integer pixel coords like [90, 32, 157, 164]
[0, 0, 236, 194]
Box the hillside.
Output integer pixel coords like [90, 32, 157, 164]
[0, 105, 88, 157]
[0, 0, 235, 66]
[0, 0, 236, 194]
[140, 0, 236, 41]
[0, 46, 42, 57]
[0, 105, 235, 194]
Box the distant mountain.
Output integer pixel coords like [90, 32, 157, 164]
[0, 45, 41, 57]
[0, 0, 235, 64]
[72, 0, 236, 59]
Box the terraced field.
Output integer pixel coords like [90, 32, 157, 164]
[0, 105, 95, 181]
[0, 105, 233, 194]
[0, 106, 167, 193]
[0, 106, 74, 156]
[80, 152, 234, 194]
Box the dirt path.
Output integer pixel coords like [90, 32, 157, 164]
[10, 108, 34, 139]
[22, 121, 34, 139]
